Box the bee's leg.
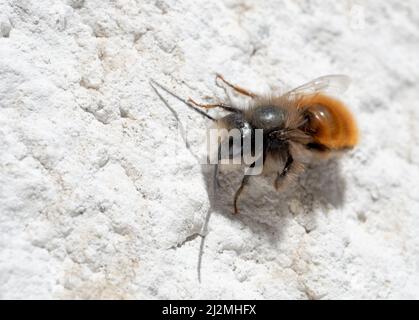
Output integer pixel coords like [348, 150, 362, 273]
[233, 145, 267, 214]
[274, 154, 304, 190]
[233, 175, 250, 214]
[275, 153, 293, 190]
[214, 163, 220, 188]
[213, 143, 222, 191]
[187, 98, 240, 113]
[216, 74, 258, 98]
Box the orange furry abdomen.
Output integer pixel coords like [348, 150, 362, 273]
[298, 93, 359, 149]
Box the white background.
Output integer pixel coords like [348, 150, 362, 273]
[1, 0, 419, 299]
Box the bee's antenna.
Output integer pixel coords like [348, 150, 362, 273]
[149, 79, 216, 121]
[149, 79, 192, 151]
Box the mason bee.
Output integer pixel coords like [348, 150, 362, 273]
[151, 74, 358, 214]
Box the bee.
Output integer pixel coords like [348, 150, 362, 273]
[151, 74, 358, 214]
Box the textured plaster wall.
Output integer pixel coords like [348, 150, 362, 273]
[1, 0, 419, 299]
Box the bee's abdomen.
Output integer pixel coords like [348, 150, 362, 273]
[300, 94, 358, 149]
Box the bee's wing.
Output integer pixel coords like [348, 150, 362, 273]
[284, 74, 351, 97]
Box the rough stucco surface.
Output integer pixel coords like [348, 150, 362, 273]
[1, 0, 419, 299]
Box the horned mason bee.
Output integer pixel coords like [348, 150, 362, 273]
[151, 74, 359, 214]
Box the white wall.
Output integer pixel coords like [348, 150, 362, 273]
[1, 0, 419, 299]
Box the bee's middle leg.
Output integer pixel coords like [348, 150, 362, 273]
[216, 74, 258, 98]
[274, 154, 304, 190]
[188, 98, 240, 113]
[233, 175, 250, 214]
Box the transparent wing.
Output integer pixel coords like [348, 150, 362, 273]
[284, 74, 351, 97]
